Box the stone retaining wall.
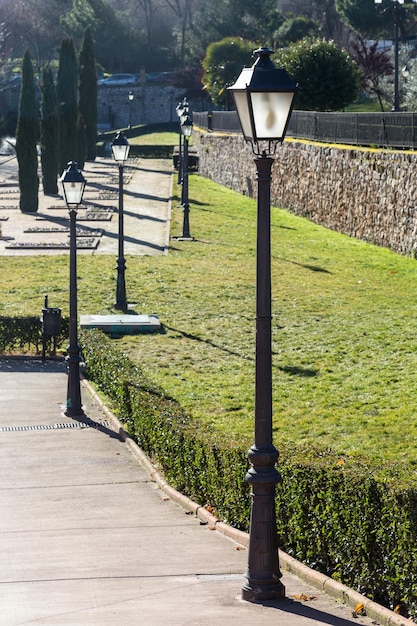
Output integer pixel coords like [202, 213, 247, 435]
[194, 130, 417, 257]
[98, 85, 184, 129]
[98, 85, 205, 129]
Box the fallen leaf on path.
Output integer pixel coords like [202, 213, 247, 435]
[293, 594, 317, 601]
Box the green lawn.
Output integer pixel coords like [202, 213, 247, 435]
[344, 100, 382, 113]
[3, 171, 417, 465]
[129, 130, 178, 146]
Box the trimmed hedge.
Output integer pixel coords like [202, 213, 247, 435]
[0, 315, 68, 355]
[79, 329, 417, 619]
[276, 453, 417, 613]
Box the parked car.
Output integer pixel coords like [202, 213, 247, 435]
[98, 73, 138, 86]
[145, 72, 175, 84]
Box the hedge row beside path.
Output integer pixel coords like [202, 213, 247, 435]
[80, 329, 417, 619]
[0, 315, 68, 355]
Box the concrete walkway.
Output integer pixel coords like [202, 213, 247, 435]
[0, 156, 172, 256]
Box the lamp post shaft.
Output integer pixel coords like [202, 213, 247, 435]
[177, 130, 183, 185]
[115, 163, 127, 311]
[65, 207, 85, 418]
[242, 155, 284, 602]
[182, 136, 191, 239]
[394, 1, 400, 112]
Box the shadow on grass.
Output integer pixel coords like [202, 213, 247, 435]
[163, 323, 254, 362]
[279, 365, 318, 377]
[273, 255, 332, 274]
[163, 325, 318, 378]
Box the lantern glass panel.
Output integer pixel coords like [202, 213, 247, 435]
[112, 143, 130, 163]
[63, 180, 85, 206]
[250, 91, 295, 140]
[233, 91, 253, 140]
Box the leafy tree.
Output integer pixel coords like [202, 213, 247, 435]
[172, 65, 205, 94]
[61, 0, 138, 71]
[40, 66, 59, 194]
[202, 37, 255, 108]
[15, 49, 39, 213]
[275, 38, 360, 111]
[166, 0, 194, 67]
[350, 37, 393, 111]
[0, 0, 69, 70]
[187, 0, 277, 64]
[378, 44, 414, 110]
[276, 16, 320, 47]
[239, 4, 285, 45]
[402, 55, 417, 110]
[123, 0, 176, 70]
[335, 0, 382, 37]
[335, 0, 417, 39]
[79, 27, 97, 161]
[134, 0, 159, 55]
[57, 37, 78, 174]
[276, 0, 347, 42]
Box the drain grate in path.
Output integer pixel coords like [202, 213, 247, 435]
[0, 419, 111, 432]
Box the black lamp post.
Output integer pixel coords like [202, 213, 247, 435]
[176, 98, 188, 184]
[374, 0, 417, 111]
[128, 90, 134, 128]
[111, 131, 131, 312]
[180, 115, 193, 240]
[60, 161, 87, 418]
[228, 47, 298, 603]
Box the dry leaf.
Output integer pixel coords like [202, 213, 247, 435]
[293, 594, 317, 601]
[353, 602, 365, 616]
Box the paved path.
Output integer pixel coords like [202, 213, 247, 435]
[0, 156, 172, 256]
[0, 358, 405, 626]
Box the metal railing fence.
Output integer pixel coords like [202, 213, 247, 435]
[192, 110, 417, 150]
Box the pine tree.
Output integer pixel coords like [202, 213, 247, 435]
[57, 38, 79, 173]
[79, 27, 97, 161]
[15, 49, 39, 213]
[40, 67, 59, 194]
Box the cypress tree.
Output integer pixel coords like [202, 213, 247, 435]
[40, 67, 59, 194]
[76, 112, 87, 170]
[57, 38, 79, 173]
[79, 27, 97, 161]
[15, 50, 39, 213]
